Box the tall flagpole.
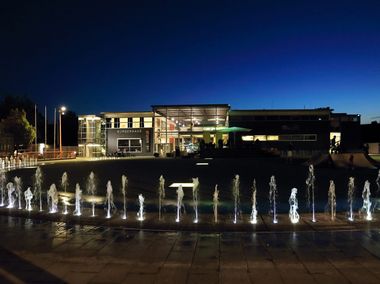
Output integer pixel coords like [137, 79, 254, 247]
[44, 106, 47, 145]
[53, 108, 57, 157]
[34, 104, 37, 153]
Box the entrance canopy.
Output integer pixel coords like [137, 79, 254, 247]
[152, 104, 230, 129]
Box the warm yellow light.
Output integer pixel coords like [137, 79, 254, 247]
[267, 135, 279, 141]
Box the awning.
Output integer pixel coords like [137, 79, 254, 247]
[215, 126, 251, 133]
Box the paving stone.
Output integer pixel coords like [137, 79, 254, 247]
[221, 269, 250, 284]
[88, 263, 129, 283]
[122, 273, 156, 284]
[187, 272, 219, 284]
[63, 271, 97, 284]
[156, 268, 188, 284]
[249, 268, 284, 284]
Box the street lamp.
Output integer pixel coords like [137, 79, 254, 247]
[59, 106, 67, 158]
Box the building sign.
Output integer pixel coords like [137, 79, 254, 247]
[116, 129, 142, 134]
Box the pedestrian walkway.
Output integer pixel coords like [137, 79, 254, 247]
[0, 216, 380, 283]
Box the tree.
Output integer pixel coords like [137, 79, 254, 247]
[0, 109, 36, 148]
[0, 93, 44, 142]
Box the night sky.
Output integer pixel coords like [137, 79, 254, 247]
[1, 1, 380, 123]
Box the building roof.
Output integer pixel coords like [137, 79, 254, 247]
[230, 107, 332, 116]
[100, 111, 153, 118]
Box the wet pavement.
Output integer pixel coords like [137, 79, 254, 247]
[0, 216, 380, 283]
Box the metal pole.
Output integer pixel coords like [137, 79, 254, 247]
[44, 106, 47, 145]
[34, 104, 37, 153]
[59, 111, 62, 158]
[53, 108, 56, 158]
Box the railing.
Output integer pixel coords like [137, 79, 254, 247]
[0, 154, 38, 171]
[39, 150, 77, 160]
[0, 149, 77, 171]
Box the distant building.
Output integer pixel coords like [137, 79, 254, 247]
[78, 105, 361, 158]
[230, 108, 361, 157]
[361, 122, 380, 154]
[78, 115, 104, 157]
[101, 111, 154, 156]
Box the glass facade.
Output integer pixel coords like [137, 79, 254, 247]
[152, 105, 230, 155]
[78, 115, 105, 157]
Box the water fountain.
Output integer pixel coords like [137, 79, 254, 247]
[121, 175, 128, 219]
[105, 180, 115, 219]
[6, 182, 16, 208]
[137, 194, 145, 221]
[375, 170, 380, 211]
[14, 176, 22, 210]
[232, 175, 240, 224]
[250, 179, 258, 224]
[158, 175, 165, 220]
[269, 175, 278, 224]
[213, 184, 219, 223]
[61, 172, 69, 214]
[0, 170, 5, 207]
[361, 180, 372, 221]
[176, 185, 184, 222]
[192, 177, 200, 223]
[327, 180, 336, 221]
[47, 184, 59, 213]
[34, 167, 43, 211]
[289, 188, 299, 224]
[24, 187, 33, 211]
[348, 177, 355, 221]
[87, 172, 96, 217]
[73, 183, 82, 216]
[305, 164, 316, 222]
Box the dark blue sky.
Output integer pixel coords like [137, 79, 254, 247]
[1, 1, 380, 123]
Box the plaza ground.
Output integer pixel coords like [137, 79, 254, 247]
[1, 157, 379, 283]
[1, 216, 380, 284]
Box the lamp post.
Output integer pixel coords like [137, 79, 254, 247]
[59, 106, 66, 158]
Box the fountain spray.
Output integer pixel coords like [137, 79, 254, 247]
[61, 172, 69, 214]
[87, 172, 96, 217]
[250, 180, 258, 224]
[213, 185, 219, 223]
[47, 184, 58, 213]
[105, 180, 115, 219]
[121, 175, 128, 219]
[14, 176, 22, 209]
[347, 177, 355, 221]
[305, 164, 316, 222]
[192, 177, 200, 223]
[176, 185, 184, 222]
[158, 175, 165, 220]
[0, 170, 6, 207]
[232, 175, 240, 224]
[327, 180, 336, 221]
[361, 180, 372, 221]
[24, 187, 33, 211]
[6, 182, 15, 208]
[269, 175, 278, 224]
[137, 194, 145, 221]
[34, 166, 43, 211]
[73, 183, 82, 216]
[289, 188, 300, 224]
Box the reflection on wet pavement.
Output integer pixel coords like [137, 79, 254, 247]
[0, 216, 380, 283]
